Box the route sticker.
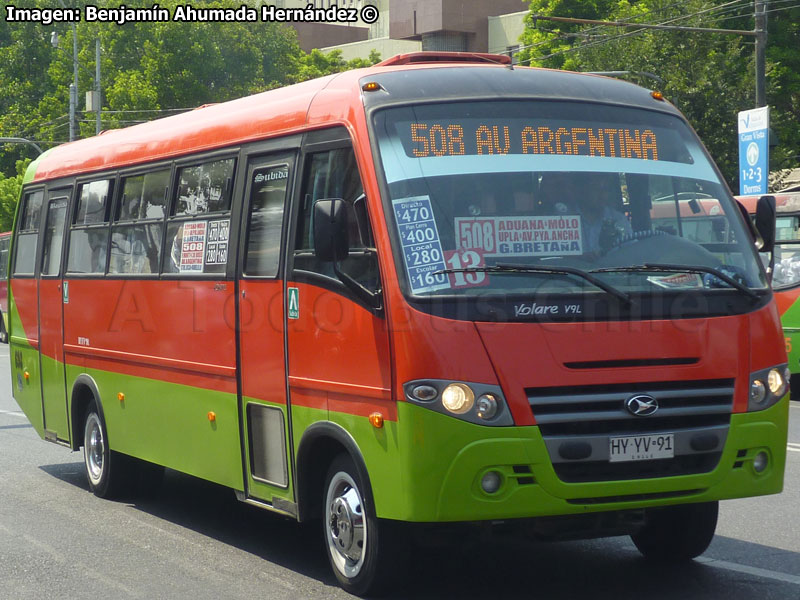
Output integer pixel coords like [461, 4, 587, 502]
[392, 196, 450, 294]
[454, 215, 583, 257]
[180, 221, 207, 272]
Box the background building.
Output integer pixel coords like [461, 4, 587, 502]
[277, 1, 529, 61]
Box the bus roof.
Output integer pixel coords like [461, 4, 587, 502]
[736, 192, 800, 214]
[29, 54, 682, 183]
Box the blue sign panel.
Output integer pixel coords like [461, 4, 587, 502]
[392, 195, 450, 294]
[738, 107, 769, 196]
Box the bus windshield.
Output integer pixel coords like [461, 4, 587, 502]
[373, 100, 766, 301]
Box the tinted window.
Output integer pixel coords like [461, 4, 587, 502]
[294, 147, 379, 291]
[109, 223, 163, 274]
[174, 159, 234, 216]
[68, 179, 113, 274]
[42, 198, 68, 276]
[13, 190, 44, 275]
[117, 169, 169, 221]
[244, 164, 289, 277]
[75, 180, 112, 224]
[164, 219, 229, 274]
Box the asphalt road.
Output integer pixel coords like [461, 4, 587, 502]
[1, 342, 798, 599]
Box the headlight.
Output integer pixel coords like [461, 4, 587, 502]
[748, 364, 789, 411]
[403, 380, 514, 426]
[442, 383, 474, 414]
[767, 368, 786, 395]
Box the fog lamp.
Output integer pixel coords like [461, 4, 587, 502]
[481, 471, 502, 494]
[753, 451, 769, 473]
[750, 380, 766, 404]
[442, 383, 474, 414]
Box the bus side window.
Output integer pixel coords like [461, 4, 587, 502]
[163, 158, 235, 275]
[0, 235, 9, 280]
[12, 190, 44, 275]
[110, 170, 169, 274]
[294, 147, 379, 292]
[244, 164, 289, 277]
[67, 179, 113, 274]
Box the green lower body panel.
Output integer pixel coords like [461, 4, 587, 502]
[68, 365, 244, 491]
[363, 398, 788, 522]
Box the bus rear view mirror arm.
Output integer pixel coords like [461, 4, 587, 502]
[313, 198, 382, 309]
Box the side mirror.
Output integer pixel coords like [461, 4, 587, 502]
[313, 198, 349, 263]
[754, 195, 776, 253]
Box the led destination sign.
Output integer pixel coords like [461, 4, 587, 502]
[407, 122, 660, 160]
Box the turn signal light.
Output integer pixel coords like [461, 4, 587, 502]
[117, 392, 125, 402]
[651, 90, 664, 101]
[23, 371, 30, 381]
[207, 411, 216, 422]
[362, 81, 382, 92]
[369, 412, 384, 428]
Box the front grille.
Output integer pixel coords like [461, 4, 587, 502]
[528, 379, 734, 483]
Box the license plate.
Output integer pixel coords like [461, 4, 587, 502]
[609, 433, 674, 462]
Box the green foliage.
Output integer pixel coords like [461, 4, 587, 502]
[0, 160, 31, 232]
[520, 0, 800, 189]
[0, 0, 381, 180]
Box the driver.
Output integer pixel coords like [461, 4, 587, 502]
[575, 172, 631, 254]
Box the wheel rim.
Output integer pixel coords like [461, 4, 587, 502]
[84, 413, 105, 486]
[325, 470, 366, 579]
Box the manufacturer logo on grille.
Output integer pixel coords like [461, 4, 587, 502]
[625, 394, 659, 416]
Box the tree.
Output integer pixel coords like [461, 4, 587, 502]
[520, 0, 800, 189]
[0, 160, 31, 232]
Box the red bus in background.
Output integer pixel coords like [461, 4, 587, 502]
[0, 231, 10, 342]
[738, 192, 800, 397]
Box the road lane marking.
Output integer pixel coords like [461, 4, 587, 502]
[697, 557, 800, 585]
[788, 443, 800, 453]
[0, 409, 25, 418]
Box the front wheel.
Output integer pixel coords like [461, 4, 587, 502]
[323, 454, 403, 596]
[631, 501, 718, 561]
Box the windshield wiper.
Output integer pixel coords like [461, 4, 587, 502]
[434, 263, 632, 306]
[590, 263, 760, 300]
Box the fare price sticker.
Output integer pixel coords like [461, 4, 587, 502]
[393, 196, 450, 294]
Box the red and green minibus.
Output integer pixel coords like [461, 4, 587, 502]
[739, 192, 800, 398]
[9, 52, 789, 595]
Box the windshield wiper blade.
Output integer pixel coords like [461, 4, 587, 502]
[590, 263, 760, 300]
[435, 263, 632, 306]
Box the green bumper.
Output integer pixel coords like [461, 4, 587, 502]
[372, 397, 789, 522]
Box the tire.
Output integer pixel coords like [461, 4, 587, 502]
[631, 501, 718, 561]
[83, 401, 130, 499]
[0, 317, 8, 344]
[323, 454, 403, 596]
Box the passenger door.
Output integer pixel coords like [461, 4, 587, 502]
[38, 189, 70, 443]
[9, 189, 45, 435]
[237, 153, 295, 507]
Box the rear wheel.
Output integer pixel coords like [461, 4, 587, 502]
[0, 317, 8, 344]
[83, 402, 129, 498]
[631, 501, 718, 561]
[323, 454, 403, 596]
